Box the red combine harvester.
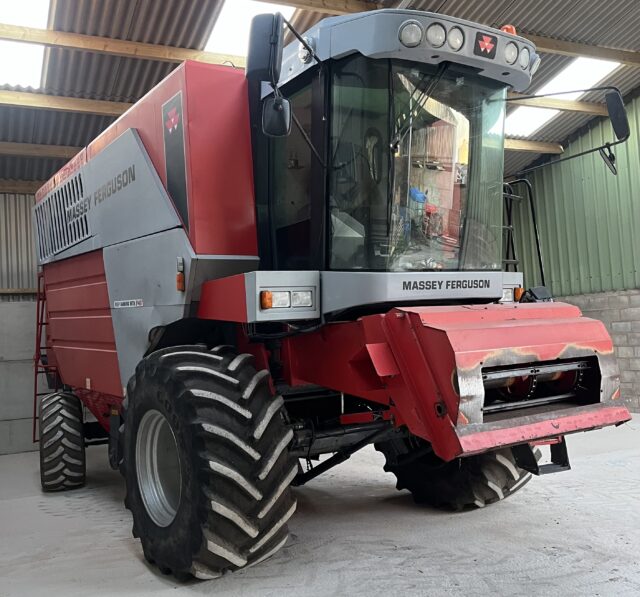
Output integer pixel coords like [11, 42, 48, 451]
[33, 9, 631, 580]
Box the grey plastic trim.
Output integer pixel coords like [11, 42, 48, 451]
[274, 9, 537, 94]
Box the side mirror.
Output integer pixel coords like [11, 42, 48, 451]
[605, 90, 630, 142]
[246, 13, 285, 86]
[599, 146, 617, 175]
[262, 96, 292, 137]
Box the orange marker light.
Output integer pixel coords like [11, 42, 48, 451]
[176, 272, 185, 292]
[514, 287, 525, 301]
[501, 24, 517, 35]
[260, 290, 273, 309]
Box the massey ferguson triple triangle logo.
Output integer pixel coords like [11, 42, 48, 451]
[478, 36, 495, 53]
[165, 107, 180, 133]
[474, 32, 497, 59]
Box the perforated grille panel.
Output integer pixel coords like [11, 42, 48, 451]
[34, 173, 90, 261]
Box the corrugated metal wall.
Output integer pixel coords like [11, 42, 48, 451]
[512, 95, 640, 297]
[0, 194, 37, 302]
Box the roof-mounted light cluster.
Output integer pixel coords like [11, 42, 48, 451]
[279, 10, 541, 93]
[396, 17, 540, 76]
[399, 19, 466, 53]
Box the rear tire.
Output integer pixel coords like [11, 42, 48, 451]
[121, 345, 297, 580]
[39, 392, 86, 491]
[376, 438, 536, 510]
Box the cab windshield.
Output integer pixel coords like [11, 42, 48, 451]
[329, 55, 506, 271]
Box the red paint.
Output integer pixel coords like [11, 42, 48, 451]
[36, 149, 86, 202]
[457, 405, 631, 455]
[184, 62, 257, 257]
[198, 273, 248, 322]
[43, 250, 123, 431]
[285, 303, 630, 461]
[75, 389, 122, 431]
[38, 61, 258, 258]
[365, 343, 400, 377]
[339, 411, 393, 425]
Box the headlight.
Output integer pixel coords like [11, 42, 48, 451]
[519, 46, 531, 69]
[501, 287, 515, 303]
[291, 290, 313, 308]
[426, 23, 446, 48]
[504, 42, 518, 64]
[399, 21, 423, 48]
[447, 27, 464, 51]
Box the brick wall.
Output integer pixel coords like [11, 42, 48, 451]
[558, 289, 640, 412]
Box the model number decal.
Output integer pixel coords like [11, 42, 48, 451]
[402, 279, 492, 291]
[114, 299, 144, 308]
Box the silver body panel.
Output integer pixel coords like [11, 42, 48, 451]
[103, 229, 258, 389]
[321, 270, 522, 314]
[239, 270, 523, 319]
[243, 270, 320, 322]
[34, 129, 182, 265]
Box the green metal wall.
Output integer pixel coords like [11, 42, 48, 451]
[512, 95, 640, 297]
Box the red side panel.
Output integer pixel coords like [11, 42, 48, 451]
[44, 250, 122, 400]
[184, 61, 257, 256]
[38, 61, 258, 258]
[198, 273, 248, 322]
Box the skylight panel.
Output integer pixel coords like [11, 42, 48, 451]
[205, 0, 296, 58]
[505, 57, 620, 138]
[0, 0, 50, 88]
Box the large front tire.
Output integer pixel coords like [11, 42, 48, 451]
[121, 345, 297, 579]
[376, 438, 535, 510]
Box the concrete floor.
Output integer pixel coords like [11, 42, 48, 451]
[1, 420, 639, 597]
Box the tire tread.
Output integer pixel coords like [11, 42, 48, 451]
[39, 392, 86, 492]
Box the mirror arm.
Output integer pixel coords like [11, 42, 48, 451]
[505, 85, 622, 102]
[283, 18, 321, 64]
[509, 136, 627, 178]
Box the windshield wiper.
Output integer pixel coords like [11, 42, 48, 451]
[390, 63, 450, 151]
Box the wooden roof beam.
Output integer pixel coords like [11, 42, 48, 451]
[507, 92, 608, 116]
[0, 88, 606, 117]
[505, 139, 563, 154]
[0, 23, 246, 67]
[0, 179, 45, 194]
[0, 89, 131, 116]
[525, 34, 640, 67]
[0, 141, 81, 159]
[0, 137, 562, 162]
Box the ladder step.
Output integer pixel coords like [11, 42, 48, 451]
[503, 259, 519, 265]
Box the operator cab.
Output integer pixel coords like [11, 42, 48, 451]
[247, 10, 539, 315]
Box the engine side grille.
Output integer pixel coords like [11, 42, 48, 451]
[34, 173, 90, 261]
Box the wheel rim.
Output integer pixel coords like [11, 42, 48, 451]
[135, 409, 182, 527]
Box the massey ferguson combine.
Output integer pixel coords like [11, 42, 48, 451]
[33, 9, 631, 580]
